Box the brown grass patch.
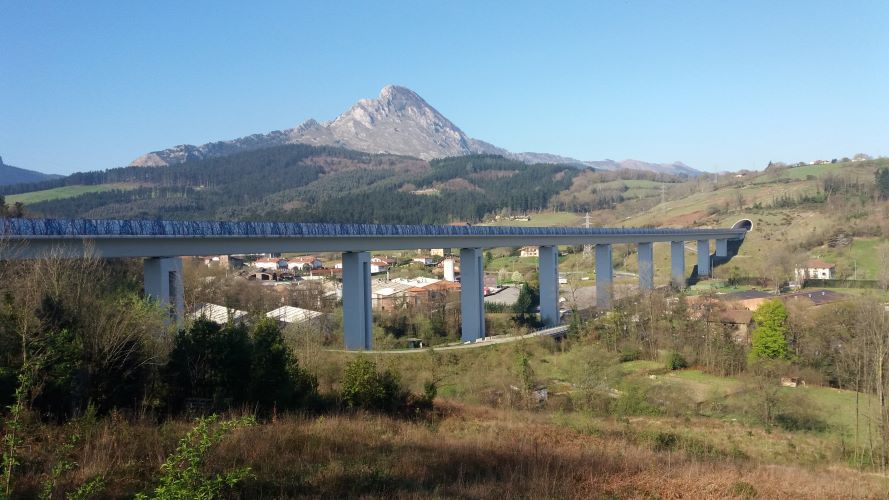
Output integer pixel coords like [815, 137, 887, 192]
[11, 402, 889, 498]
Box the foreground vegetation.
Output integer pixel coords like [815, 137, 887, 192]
[9, 402, 889, 498]
[2, 248, 889, 497]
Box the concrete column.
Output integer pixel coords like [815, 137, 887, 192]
[460, 248, 485, 342]
[671, 241, 686, 288]
[538, 245, 559, 326]
[342, 251, 372, 350]
[637, 242, 654, 291]
[595, 243, 613, 309]
[715, 239, 729, 257]
[697, 239, 711, 277]
[144, 257, 184, 326]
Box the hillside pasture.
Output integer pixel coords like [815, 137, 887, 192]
[6, 183, 137, 205]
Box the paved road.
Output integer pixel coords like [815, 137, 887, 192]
[331, 325, 570, 354]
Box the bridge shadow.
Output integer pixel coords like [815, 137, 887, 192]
[689, 240, 743, 286]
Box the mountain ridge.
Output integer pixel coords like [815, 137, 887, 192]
[129, 85, 701, 176]
[0, 156, 61, 186]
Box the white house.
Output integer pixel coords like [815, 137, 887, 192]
[253, 258, 288, 270]
[795, 259, 836, 281]
[412, 256, 435, 266]
[520, 246, 539, 258]
[334, 261, 388, 274]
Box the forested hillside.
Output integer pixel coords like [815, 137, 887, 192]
[15, 145, 580, 224]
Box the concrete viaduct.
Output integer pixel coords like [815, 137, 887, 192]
[1, 217, 751, 350]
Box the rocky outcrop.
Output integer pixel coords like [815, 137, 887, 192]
[128, 85, 701, 176]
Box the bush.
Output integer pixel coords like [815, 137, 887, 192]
[611, 382, 660, 417]
[340, 357, 407, 413]
[666, 351, 688, 370]
[136, 414, 255, 499]
[618, 347, 641, 363]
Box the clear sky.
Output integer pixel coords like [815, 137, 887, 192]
[2, 1, 887, 175]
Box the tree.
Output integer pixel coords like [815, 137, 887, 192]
[876, 168, 889, 200]
[0, 197, 24, 218]
[249, 317, 317, 411]
[749, 300, 790, 362]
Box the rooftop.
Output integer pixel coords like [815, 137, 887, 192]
[191, 303, 247, 325]
[266, 306, 323, 324]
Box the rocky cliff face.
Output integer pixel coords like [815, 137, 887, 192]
[129, 85, 700, 175]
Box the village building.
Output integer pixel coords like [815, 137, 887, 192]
[794, 259, 836, 281]
[519, 246, 539, 258]
[253, 257, 288, 270]
[370, 277, 460, 311]
[334, 260, 389, 274]
[247, 271, 275, 281]
[287, 255, 323, 271]
[412, 256, 435, 266]
[780, 289, 847, 307]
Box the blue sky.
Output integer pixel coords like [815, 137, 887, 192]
[2, 1, 887, 175]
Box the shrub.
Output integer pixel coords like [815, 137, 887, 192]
[136, 414, 255, 500]
[729, 481, 758, 499]
[611, 382, 660, 417]
[340, 357, 407, 413]
[618, 347, 641, 362]
[666, 351, 688, 370]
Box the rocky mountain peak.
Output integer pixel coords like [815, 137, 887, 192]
[126, 85, 700, 175]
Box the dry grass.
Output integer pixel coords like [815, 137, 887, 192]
[12, 402, 889, 499]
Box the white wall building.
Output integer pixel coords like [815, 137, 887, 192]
[795, 259, 836, 281]
[253, 258, 288, 270]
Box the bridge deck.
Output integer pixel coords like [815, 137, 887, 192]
[1, 217, 748, 259]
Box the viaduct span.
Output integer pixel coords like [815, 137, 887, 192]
[1, 217, 751, 350]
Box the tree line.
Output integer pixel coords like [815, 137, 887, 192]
[24, 149, 580, 224]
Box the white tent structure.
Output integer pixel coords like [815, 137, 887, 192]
[265, 306, 323, 325]
[191, 303, 248, 325]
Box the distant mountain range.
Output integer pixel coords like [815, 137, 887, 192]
[0, 156, 60, 186]
[130, 85, 701, 176]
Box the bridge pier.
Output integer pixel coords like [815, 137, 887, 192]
[460, 247, 485, 342]
[697, 239, 711, 277]
[144, 257, 184, 326]
[342, 251, 372, 350]
[595, 243, 613, 309]
[538, 245, 559, 327]
[715, 238, 728, 258]
[671, 241, 686, 288]
[637, 242, 654, 291]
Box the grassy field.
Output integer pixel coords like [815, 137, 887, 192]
[814, 237, 887, 280]
[6, 183, 137, 204]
